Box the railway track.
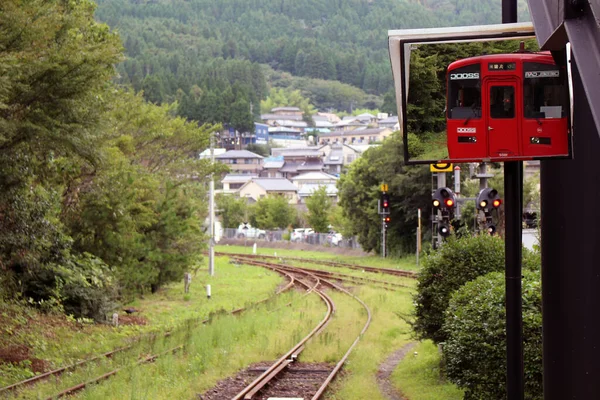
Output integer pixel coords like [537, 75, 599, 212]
[4, 255, 375, 399]
[0, 269, 297, 399]
[216, 251, 418, 279]
[222, 256, 372, 400]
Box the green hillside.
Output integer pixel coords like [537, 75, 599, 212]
[95, 0, 530, 113]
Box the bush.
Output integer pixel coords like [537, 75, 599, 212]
[413, 234, 540, 343]
[443, 270, 542, 399]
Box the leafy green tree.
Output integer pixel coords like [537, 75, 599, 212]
[0, 0, 122, 319]
[217, 194, 248, 228]
[230, 97, 255, 133]
[250, 196, 296, 230]
[337, 133, 431, 255]
[444, 270, 542, 399]
[305, 186, 333, 232]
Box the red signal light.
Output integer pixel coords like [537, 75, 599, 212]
[383, 200, 389, 208]
[385, 216, 391, 222]
[492, 199, 502, 207]
[445, 199, 454, 207]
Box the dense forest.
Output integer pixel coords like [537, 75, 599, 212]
[94, 0, 531, 115]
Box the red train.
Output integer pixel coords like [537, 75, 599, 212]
[446, 49, 570, 161]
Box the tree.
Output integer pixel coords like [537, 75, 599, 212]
[250, 196, 296, 230]
[337, 133, 431, 255]
[217, 194, 248, 228]
[229, 97, 254, 133]
[305, 186, 333, 232]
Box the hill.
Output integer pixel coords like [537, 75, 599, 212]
[95, 0, 530, 112]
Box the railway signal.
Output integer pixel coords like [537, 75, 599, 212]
[382, 193, 390, 213]
[476, 187, 502, 235]
[432, 187, 457, 212]
[476, 188, 502, 212]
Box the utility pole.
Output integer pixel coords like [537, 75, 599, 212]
[208, 132, 215, 276]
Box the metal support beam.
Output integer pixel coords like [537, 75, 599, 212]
[503, 2, 524, 399]
[541, 58, 600, 400]
[504, 161, 524, 400]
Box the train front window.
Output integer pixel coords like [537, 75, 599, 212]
[523, 62, 567, 119]
[448, 64, 481, 120]
[490, 86, 515, 119]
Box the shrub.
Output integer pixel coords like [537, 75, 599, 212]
[443, 270, 542, 399]
[413, 234, 540, 343]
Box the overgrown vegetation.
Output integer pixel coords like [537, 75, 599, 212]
[443, 270, 542, 399]
[410, 235, 543, 398]
[0, 0, 219, 320]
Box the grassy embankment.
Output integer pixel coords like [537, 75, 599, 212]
[2, 252, 462, 400]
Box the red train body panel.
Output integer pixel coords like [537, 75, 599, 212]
[446, 52, 570, 162]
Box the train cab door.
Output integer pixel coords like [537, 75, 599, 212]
[485, 79, 521, 158]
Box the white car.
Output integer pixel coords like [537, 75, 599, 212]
[327, 231, 343, 246]
[236, 224, 266, 239]
[291, 228, 314, 242]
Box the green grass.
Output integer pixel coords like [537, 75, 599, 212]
[2, 252, 464, 400]
[391, 340, 464, 400]
[0, 256, 285, 389]
[215, 244, 420, 271]
[13, 292, 325, 399]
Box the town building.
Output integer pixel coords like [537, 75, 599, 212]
[318, 127, 393, 145]
[238, 178, 299, 204]
[215, 150, 264, 175]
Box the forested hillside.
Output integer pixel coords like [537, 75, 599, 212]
[95, 0, 530, 113]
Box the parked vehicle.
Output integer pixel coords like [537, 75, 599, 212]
[327, 231, 343, 246]
[291, 228, 314, 242]
[236, 224, 266, 239]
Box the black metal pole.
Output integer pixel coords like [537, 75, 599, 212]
[504, 161, 524, 400]
[502, 1, 523, 399]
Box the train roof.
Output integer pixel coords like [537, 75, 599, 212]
[448, 51, 555, 70]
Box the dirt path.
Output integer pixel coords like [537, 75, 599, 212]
[377, 342, 418, 400]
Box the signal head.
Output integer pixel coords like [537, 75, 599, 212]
[476, 188, 502, 211]
[439, 223, 451, 237]
[432, 187, 456, 211]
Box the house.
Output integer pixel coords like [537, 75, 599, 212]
[291, 171, 338, 189]
[215, 150, 264, 175]
[318, 128, 393, 145]
[323, 145, 345, 175]
[355, 113, 378, 124]
[238, 178, 299, 204]
[297, 184, 339, 204]
[378, 115, 400, 130]
[271, 106, 302, 116]
[261, 156, 285, 178]
[221, 174, 257, 194]
[272, 147, 325, 179]
[291, 171, 339, 205]
[332, 118, 367, 131]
